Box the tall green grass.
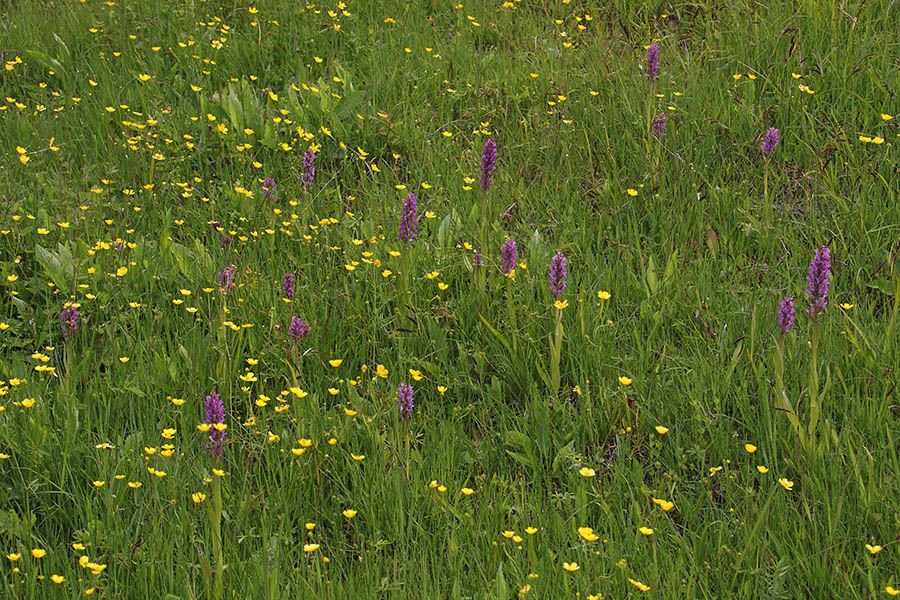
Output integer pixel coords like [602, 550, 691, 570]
[1, 0, 898, 597]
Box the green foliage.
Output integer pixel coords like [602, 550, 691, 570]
[0, 0, 899, 598]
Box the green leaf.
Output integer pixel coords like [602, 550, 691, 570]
[125, 386, 146, 398]
[534, 358, 552, 391]
[168, 241, 197, 280]
[262, 116, 276, 149]
[506, 451, 534, 469]
[437, 211, 454, 250]
[489, 563, 508, 600]
[10, 295, 29, 318]
[192, 238, 213, 275]
[24, 49, 63, 72]
[663, 249, 679, 286]
[34, 243, 70, 290]
[706, 228, 719, 257]
[223, 83, 243, 132]
[645, 255, 659, 296]
[333, 89, 364, 120]
[551, 441, 577, 473]
[478, 314, 512, 355]
[177, 344, 193, 371]
[51, 33, 71, 59]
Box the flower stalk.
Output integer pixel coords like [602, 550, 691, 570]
[761, 128, 779, 235]
[548, 252, 567, 395]
[501, 238, 518, 353]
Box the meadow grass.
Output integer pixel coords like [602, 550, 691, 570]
[1, 0, 899, 598]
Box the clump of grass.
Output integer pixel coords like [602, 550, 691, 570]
[0, 1, 898, 598]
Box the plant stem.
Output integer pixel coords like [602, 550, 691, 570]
[807, 320, 821, 445]
[506, 275, 517, 354]
[550, 306, 564, 395]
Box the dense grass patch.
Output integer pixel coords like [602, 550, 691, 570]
[1, 0, 899, 598]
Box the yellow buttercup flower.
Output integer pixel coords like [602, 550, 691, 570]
[554, 299, 569, 310]
[562, 562, 580, 572]
[745, 443, 757, 453]
[579, 467, 596, 477]
[652, 497, 675, 511]
[654, 426, 669, 435]
[866, 544, 883, 555]
[578, 527, 599, 542]
[618, 376, 632, 385]
[628, 578, 651, 591]
[778, 477, 794, 490]
[639, 526, 654, 536]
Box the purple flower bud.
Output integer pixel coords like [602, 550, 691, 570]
[282, 273, 295, 299]
[61, 303, 78, 340]
[217, 265, 234, 295]
[806, 247, 831, 318]
[473, 249, 483, 267]
[549, 252, 567, 298]
[500, 238, 517, 275]
[652, 113, 667, 138]
[204, 392, 226, 456]
[481, 138, 498, 194]
[399, 192, 417, 244]
[761, 127, 779, 157]
[302, 148, 316, 190]
[289, 316, 311, 342]
[262, 177, 276, 199]
[645, 43, 660, 80]
[778, 297, 795, 334]
[397, 383, 414, 420]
